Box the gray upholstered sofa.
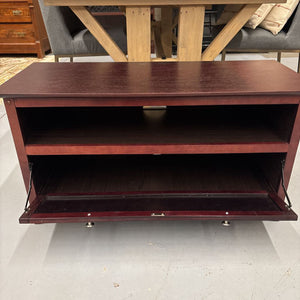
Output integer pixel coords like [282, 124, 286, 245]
[221, 4, 300, 72]
[38, 0, 127, 62]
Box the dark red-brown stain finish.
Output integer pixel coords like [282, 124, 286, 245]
[1, 61, 300, 98]
[0, 61, 299, 224]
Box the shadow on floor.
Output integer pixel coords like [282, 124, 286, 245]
[8, 219, 285, 266]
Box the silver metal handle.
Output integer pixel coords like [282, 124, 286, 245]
[151, 213, 165, 217]
[13, 10, 23, 15]
[15, 32, 26, 37]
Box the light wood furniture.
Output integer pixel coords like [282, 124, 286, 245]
[43, 0, 285, 62]
[0, 0, 50, 57]
[0, 60, 299, 224]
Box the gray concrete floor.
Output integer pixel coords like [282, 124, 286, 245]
[0, 54, 300, 300]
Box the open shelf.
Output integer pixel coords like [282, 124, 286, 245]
[18, 105, 297, 155]
[20, 154, 297, 223]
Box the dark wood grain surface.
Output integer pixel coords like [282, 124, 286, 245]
[21, 153, 297, 223]
[30, 154, 282, 195]
[21, 105, 292, 155]
[2, 60, 299, 224]
[1, 61, 300, 98]
[21, 106, 291, 144]
[34, 193, 280, 213]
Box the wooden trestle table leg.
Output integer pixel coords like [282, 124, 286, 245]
[177, 5, 205, 61]
[126, 6, 151, 62]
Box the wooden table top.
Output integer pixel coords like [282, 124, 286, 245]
[44, 0, 285, 5]
[1, 61, 300, 98]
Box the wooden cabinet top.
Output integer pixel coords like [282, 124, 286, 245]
[1, 61, 300, 98]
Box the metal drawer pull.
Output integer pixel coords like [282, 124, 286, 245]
[15, 32, 26, 37]
[13, 10, 23, 15]
[151, 213, 165, 217]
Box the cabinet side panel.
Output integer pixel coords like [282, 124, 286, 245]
[4, 98, 36, 203]
[278, 103, 300, 199]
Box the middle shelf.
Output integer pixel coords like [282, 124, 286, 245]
[19, 105, 297, 155]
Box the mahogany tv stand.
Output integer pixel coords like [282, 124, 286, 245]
[0, 61, 299, 224]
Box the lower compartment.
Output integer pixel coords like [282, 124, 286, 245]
[20, 191, 297, 223]
[21, 154, 297, 223]
[30, 154, 284, 194]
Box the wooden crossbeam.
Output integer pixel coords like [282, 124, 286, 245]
[70, 6, 127, 62]
[202, 4, 261, 61]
